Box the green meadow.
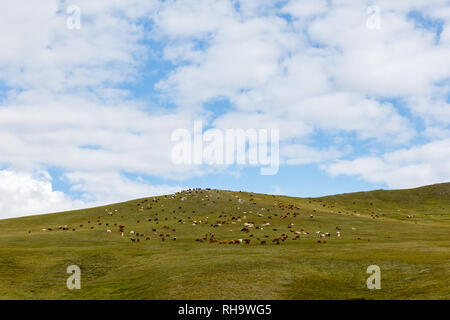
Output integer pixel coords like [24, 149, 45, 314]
[0, 183, 449, 300]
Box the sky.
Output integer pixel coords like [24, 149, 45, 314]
[0, 0, 449, 219]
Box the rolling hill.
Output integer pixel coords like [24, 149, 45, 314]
[0, 183, 449, 299]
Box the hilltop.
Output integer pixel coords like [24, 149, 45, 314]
[0, 184, 449, 299]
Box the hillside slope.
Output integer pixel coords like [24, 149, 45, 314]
[318, 182, 450, 224]
[0, 185, 449, 299]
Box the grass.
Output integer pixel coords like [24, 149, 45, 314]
[0, 183, 449, 299]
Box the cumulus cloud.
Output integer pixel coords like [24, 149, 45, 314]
[0, 0, 158, 92]
[282, 0, 328, 20]
[63, 171, 185, 205]
[153, 0, 449, 183]
[0, 170, 86, 218]
[154, 0, 431, 144]
[325, 139, 450, 188]
[0, 94, 200, 176]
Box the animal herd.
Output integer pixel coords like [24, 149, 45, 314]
[29, 188, 381, 246]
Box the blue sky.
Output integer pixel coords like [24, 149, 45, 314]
[0, 0, 449, 218]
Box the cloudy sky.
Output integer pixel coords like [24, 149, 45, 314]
[0, 0, 449, 218]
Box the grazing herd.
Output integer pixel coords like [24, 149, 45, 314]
[31, 188, 379, 246]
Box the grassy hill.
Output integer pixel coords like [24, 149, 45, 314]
[0, 184, 449, 299]
[320, 183, 450, 225]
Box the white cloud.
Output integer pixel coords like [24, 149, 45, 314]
[154, 0, 234, 38]
[0, 0, 158, 92]
[63, 171, 185, 205]
[282, 143, 345, 165]
[325, 139, 450, 188]
[307, 4, 450, 98]
[151, 0, 449, 188]
[154, 1, 425, 144]
[0, 170, 86, 218]
[282, 0, 328, 20]
[156, 13, 298, 108]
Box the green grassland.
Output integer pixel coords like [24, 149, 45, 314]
[0, 183, 449, 300]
